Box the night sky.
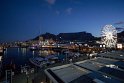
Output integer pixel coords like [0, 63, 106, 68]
[1, 0, 124, 42]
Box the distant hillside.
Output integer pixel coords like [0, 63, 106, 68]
[33, 32, 57, 41]
[31, 31, 95, 42]
[57, 32, 94, 42]
[29, 31, 124, 43]
[117, 31, 124, 43]
[92, 31, 124, 43]
[94, 31, 124, 43]
[118, 31, 124, 37]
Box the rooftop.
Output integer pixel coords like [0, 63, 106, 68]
[45, 55, 124, 83]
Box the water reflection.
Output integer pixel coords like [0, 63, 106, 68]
[3, 48, 58, 69]
[18, 48, 20, 53]
[21, 48, 27, 55]
[3, 48, 36, 68]
[32, 51, 34, 58]
[4, 48, 7, 55]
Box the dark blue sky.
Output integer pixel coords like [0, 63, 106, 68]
[1, 0, 124, 42]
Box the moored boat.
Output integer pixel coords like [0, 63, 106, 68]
[29, 46, 38, 51]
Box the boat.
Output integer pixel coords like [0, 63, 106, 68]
[29, 46, 38, 51]
[29, 57, 49, 67]
[29, 54, 59, 67]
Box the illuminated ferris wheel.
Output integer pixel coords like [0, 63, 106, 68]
[101, 24, 117, 48]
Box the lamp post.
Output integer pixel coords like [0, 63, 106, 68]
[26, 69, 29, 83]
[65, 49, 69, 63]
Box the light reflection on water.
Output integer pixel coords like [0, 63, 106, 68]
[32, 51, 35, 58]
[2, 47, 39, 69]
[2, 47, 60, 72]
[21, 48, 27, 55]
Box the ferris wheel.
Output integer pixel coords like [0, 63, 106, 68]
[101, 24, 117, 48]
